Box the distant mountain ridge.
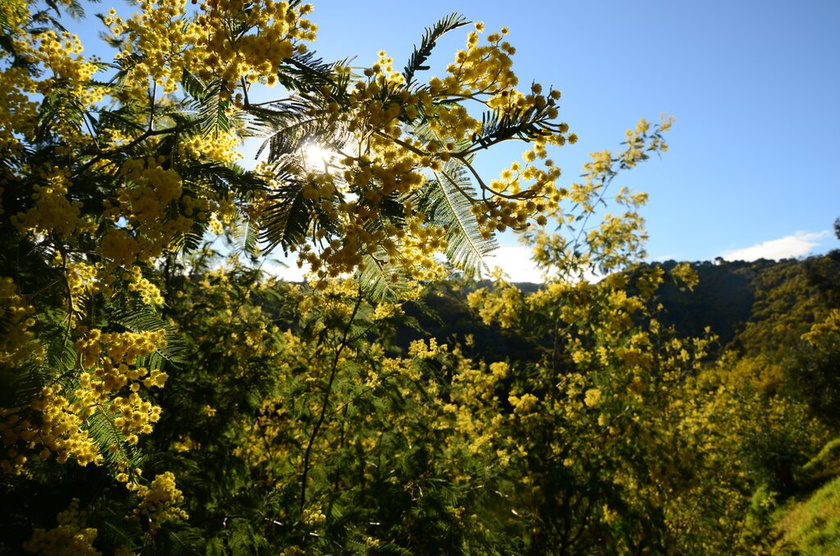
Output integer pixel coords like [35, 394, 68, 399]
[648, 253, 840, 356]
[397, 253, 840, 362]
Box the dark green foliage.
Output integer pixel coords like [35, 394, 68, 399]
[181, 72, 235, 138]
[639, 255, 840, 357]
[397, 280, 542, 364]
[649, 260, 754, 348]
[469, 102, 561, 154]
[356, 251, 410, 303]
[787, 333, 840, 426]
[402, 13, 469, 88]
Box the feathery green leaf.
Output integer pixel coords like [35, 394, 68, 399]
[403, 13, 469, 88]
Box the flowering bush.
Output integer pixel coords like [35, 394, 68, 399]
[3, 1, 827, 554]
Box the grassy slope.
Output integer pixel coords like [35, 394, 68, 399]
[776, 476, 840, 554]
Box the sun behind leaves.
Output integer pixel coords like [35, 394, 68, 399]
[3, 1, 833, 554]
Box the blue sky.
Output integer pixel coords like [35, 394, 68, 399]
[299, 0, 840, 279]
[70, 0, 840, 280]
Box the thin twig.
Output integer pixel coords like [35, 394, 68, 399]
[299, 288, 364, 514]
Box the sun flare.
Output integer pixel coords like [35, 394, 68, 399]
[302, 142, 335, 170]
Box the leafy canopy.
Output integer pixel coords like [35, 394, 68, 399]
[2, 1, 780, 554]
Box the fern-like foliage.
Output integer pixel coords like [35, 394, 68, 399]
[415, 161, 497, 278]
[258, 161, 339, 253]
[356, 251, 411, 303]
[43, 0, 87, 21]
[403, 13, 469, 88]
[248, 62, 352, 165]
[221, 217, 261, 261]
[245, 50, 351, 144]
[248, 99, 334, 163]
[94, 102, 147, 138]
[88, 404, 143, 469]
[33, 87, 86, 141]
[180, 71, 237, 138]
[275, 50, 346, 96]
[113, 304, 187, 369]
[466, 103, 558, 156]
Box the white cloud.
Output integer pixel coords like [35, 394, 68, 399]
[258, 245, 545, 284]
[720, 231, 831, 262]
[486, 246, 543, 283]
[649, 254, 678, 263]
[259, 245, 597, 285]
[260, 255, 310, 282]
[485, 246, 610, 284]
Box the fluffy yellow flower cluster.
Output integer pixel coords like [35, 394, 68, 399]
[277, 21, 578, 282]
[509, 392, 539, 414]
[0, 327, 167, 473]
[76, 328, 167, 368]
[301, 505, 327, 526]
[467, 283, 525, 329]
[132, 471, 189, 536]
[527, 116, 673, 276]
[583, 387, 602, 408]
[98, 157, 199, 270]
[440, 353, 508, 459]
[17, 30, 106, 138]
[408, 337, 447, 359]
[117, 158, 183, 230]
[0, 0, 102, 151]
[442, 23, 517, 96]
[127, 272, 165, 306]
[453, 359, 508, 404]
[22, 499, 101, 556]
[107, 0, 191, 96]
[190, 0, 316, 93]
[0, 0, 27, 29]
[802, 308, 840, 345]
[371, 302, 400, 321]
[0, 277, 40, 368]
[28, 30, 101, 97]
[1, 384, 101, 472]
[0, 21, 104, 147]
[0, 66, 38, 155]
[178, 129, 242, 164]
[109, 0, 316, 99]
[367, 49, 405, 87]
[11, 166, 90, 238]
[670, 261, 699, 290]
[65, 262, 101, 313]
[474, 156, 565, 236]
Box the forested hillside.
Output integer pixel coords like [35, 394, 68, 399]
[652, 256, 840, 355]
[7, 250, 840, 553]
[2, 0, 839, 554]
